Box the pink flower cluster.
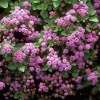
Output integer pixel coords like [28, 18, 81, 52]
[1, 44, 14, 54]
[87, 71, 98, 85]
[22, 1, 31, 8]
[0, 81, 5, 90]
[13, 50, 26, 63]
[55, 9, 76, 27]
[73, 1, 88, 17]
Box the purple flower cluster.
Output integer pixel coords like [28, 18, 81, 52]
[0, 81, 5, 90]
[55, 9, 76, 27]
[73, 1, 88, 17]
[47, 48, 72, 71]
[0, 1, 100, 100]
[0, 4, 41, 44]
[22, 1, 31, 8]
[1, 44, 14, 54]
[38, 83, 49, 92]
[13, 50, 26, 63]
[87, 71, 98, 85]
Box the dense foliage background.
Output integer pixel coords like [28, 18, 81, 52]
[0, 0, 100, 100]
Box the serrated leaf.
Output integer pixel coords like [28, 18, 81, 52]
[0, 0, 8, 8]
[89, 16, 99, 22]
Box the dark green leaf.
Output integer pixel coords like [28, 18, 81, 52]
[72, 72, 79, 78]
[40, 10, 48, 19]
[62, 71, 68, 78]
[42, 66, 49, 71]
[48, 68, 53, 72]
[8, 62, 17, 70]
[5, 56, 11, 61]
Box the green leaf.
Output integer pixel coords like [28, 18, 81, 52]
[83, 81, 91, 87]
[86, 26, 91, 32]
[72, 72, 79, 78]
[0, 23, 5, 28]
[89, 16, 99, 22]
[64, 0, 77, 4]
[18, 66, 25, 72]
[42, 66, 49, 71]
[5, 56, 11, 61]
[33, 0, 40, 3]
[8, 62, 17, 70]
[53, 0, 61, 8]
[5, 40, 11, 44]
[48, 68, 52, 72]
[83, 0, 88, 3]
[92, 23, 98, 28]
[61, 31, 68, 36]
[87, 2, 96, 15]
[33, 42, 40, 47]
[62, 71, 68, 78]
[0, 0, 8, 8]
[14, 92, 19, 99]
[40, 10, 48, 19]
[71, 63, 76, 67]
[97, 73, 100, 78]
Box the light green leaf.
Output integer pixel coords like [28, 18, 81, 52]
[89, 16, 99, 22]
[33, 0, 40, 3]
[86, 26, 91, 32]
[5, 40, 11, 44]
[61, 31, 68, 36]
[53, 0, 61, 8]
[18, 66, 25, 72]
[0, 0, 8, 8]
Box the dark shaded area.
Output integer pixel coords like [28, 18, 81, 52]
[14, 31, 24, 40]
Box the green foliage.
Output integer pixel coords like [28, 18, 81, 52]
[0, 0, 8, 8]
[18, 66, 25, 72]
[8, 62, 17, 70]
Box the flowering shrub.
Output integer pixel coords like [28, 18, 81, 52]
[0, 0, 100, 100]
